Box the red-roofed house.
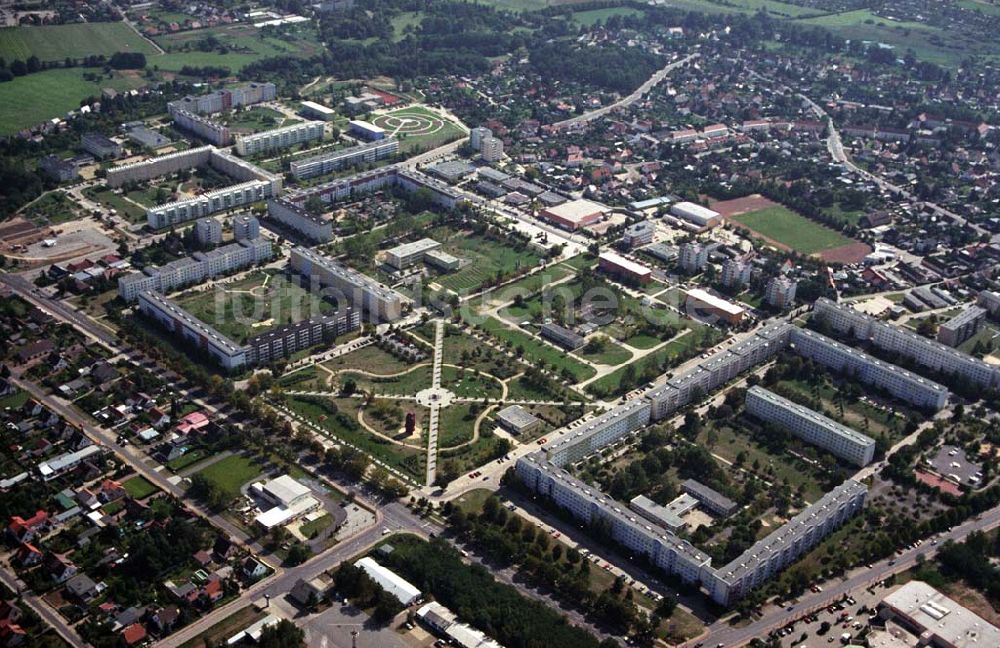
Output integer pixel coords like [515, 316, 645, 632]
[14, 543, 42, 567]
[7, 511, 49, 543]
[121, 622, 146, 646]
[0, 618, 26, 646]
[176, 412, 209, 435]
[44, 553, 77, 583]
[98, 480, 127, 504]
[201, 577, 223, 604]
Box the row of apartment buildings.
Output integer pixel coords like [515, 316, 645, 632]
[814, 298, 999, 390]
[167, 82, 276, 116]
[515, 316, 946, 605]
[289, 246, 406, 322]
[289, 138, 399, 179]
[118, 236, 273, 302]
[234, 121, 325, 157]
[745, 386, 876, 467]
[170, 107, 231, 146]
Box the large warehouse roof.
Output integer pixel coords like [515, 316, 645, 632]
[542, 198, 608, 225]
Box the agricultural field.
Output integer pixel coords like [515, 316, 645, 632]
[570, 7, 646, 26]
[21, 192, 85, 226]
[429, 227, 543, 294]
[0, 22, 158, 62]
[152, 23, 323, 73]
[175, 271, 335, 344]
[0, 68, 146, 134]
[369, 105, 466, 154]
[729, 205, 856, 256]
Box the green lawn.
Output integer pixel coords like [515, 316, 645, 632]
[122, 476, 158, 499]
[441, 366, 504, 399]
[475, 316, 596, 383]
[300, 514, 334, 539]
[731, 205, 854, 255]
[0, 68, 145, 134]
[176, 271, 334, 344]
[587, 327, 720, 396]
[340, 366, 432, 396]
[0, 23, 158, 62]
[431, 229, 543, 294]
[193, 454, 264, 499]
[573, 339, 633, 366]
[83, 187, 149, 224]
[370, 105, 465, 154]
[0, 390, 29, 410]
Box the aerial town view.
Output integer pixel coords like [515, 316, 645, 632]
[2, 1, 1000, 647]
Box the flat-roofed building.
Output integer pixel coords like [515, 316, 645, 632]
[539, 198, 608, 231]
[246, 309, 360, 365]
[540, 322, 584, 350]
[170, 107, 230, 146]
[137, 291, 248, 370]
[233, 214, 260, 241]
[670, 202, 721, 230]
[682, 479, 738, 517]
[424, 249, 461, 271]
[81, 132, 122, 159]
[630, 494, 698, 532]
[348, 119, 385, 141]
[267, 198, 332, 243]
[765, 276, 797, 310]
[721, 258, 752, 289]
[790, 327, 948, 411]
[814, 298, 1000, 390]
[976, 290, 1000, 317]
[622, 221, 655, 248]
[290, 139, 398, 179]
[355, 557, 421, 606]
[599, 251, 652, 285]
[937, 305, 986, 347]
[678, 241, 708, 273]
[251, 474, 321, 530]
[542, 400, 651, 466]
[706, 480, 866, 606]
[495, 405, 542, 436]
[193, 217, 223, 246]
[879, 581, 1000, 648]
[235, 121, 325, 156]
[300, 100, 336, 121]
[686, 288, 745, 324]
[385, 238, 440, 270]
[290, 246, 404, 322]
[745, 386, 876, 466]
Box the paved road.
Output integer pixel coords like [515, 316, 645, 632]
[552, 54, 699, 130]
[797, 94, 991, 241]
[0, 567, 87, 648]
[158, 500, 432, 648]
[683, 503, 1000, 648]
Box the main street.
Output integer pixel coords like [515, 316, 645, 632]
[683, 503, 1000, 648]
[552, 53, 700, 130]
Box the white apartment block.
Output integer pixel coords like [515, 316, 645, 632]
[705, 480, 866, 605]
[167, 82, 276, 116]
[290, 246, 404, 322]
[235, 121, 325, 156]
[745, 386, 876, 467]
[937, 305, 986, 347]
[790, 327, 948, 411]
[170, 107, 231, 146]
[469, 127, 491, 150]
[678, 241, 708, 273]
[106, 146, 214, 188]
[480, 135, 504, 162]
[814, 298, 999, 390]
[147, 180, 272, 229]
[233, 214, 260, 241]
[137, 291, 248, 370]
[118, 238, 272, 302]
[721, 258, 752, 288]
[976, 290, 1000, 317]
[543, 400, 652, 466]
[289, 138, 399, 179]
[267, 198, 333, 243]
[194, 217, 223, 246]
[765, 276, 797, 309]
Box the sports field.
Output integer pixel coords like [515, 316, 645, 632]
[730, 205, 854, 255]
[370, 106, 465, 153]
[0, 22, 158, 62]
[176, 271, 334, 343]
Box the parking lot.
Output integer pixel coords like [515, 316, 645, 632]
[926, 445, 983, 488]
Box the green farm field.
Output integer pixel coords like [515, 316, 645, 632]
[730, 206, 854, 255]
[0, 68, 146, 134]
[0, 22, 158, 62]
